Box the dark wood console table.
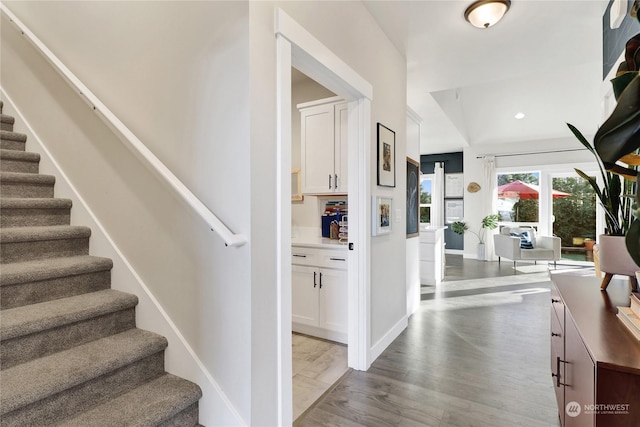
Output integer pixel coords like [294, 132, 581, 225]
[550, 270, 640, 427]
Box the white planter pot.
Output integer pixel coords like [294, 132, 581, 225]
[477, 243, 485, 261]
[599, 234, 640, 277]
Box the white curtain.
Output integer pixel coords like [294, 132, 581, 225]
[432, 162, 445, 227]
[482, 156, 497, 260]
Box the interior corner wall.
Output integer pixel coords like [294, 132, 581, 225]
[250, 0, 408, 383]
[1, 2, 252, 425]
[406, 114, 421, 317]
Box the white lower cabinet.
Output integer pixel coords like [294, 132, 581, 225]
[292, 246, 347, 344]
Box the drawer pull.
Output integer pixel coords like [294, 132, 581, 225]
[330, 257, 346, 262]
[551, 298, 561, 304]
[293, 254, 307, 258]
[551, 332, 561, 337]
[313, 271, 317, 288]
[552, 356, 569, 387]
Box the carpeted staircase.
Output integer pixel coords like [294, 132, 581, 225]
[0, 101, 203, 426]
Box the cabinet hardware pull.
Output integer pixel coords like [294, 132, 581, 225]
[330, 257, 346, 261]
[319, 272, 323, 289]
[313, 271, 317, 288]
[329, 174, 332, 189]
[335, 174, 338, 189]
[551, 332, 561, 337]
[551, 298, 561, 304]
[293, 254, 307, 258]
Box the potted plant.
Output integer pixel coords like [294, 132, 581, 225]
[452, 214, 499, 260]
[567, 4, 640, 289]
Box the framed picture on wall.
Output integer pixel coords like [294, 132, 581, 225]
[445, 173, 464, 198]
[372, 196, 393, 236]
[406, 158, 420, 238]
[377, 123, 395, 187]
[445, 199, 464, 224]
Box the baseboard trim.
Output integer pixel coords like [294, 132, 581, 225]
[369, 315, 408, 365]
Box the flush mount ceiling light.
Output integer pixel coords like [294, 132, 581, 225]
[464, 0, 511, 29]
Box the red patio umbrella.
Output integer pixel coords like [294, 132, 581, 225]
[498, 180, 570, 199]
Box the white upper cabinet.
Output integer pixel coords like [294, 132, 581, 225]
[299, 97, 348, 194]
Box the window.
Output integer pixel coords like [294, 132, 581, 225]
[420, 176, 432, 223]
[497, 172, 540, 224]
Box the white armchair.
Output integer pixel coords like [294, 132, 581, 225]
[494, 226, 561, 270]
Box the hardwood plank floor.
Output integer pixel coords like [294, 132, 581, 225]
[298, 259, 563, 426]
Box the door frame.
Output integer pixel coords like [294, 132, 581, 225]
[275, 8, 373, 426]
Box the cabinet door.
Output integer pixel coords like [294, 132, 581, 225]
[564, 314, 595, 427]
[334, 102, 348, 193]
[301, 104, 335, 194]
[318, 268, 347, 339]
[292, 265, 319, 327]
[550, 303, 565, 425]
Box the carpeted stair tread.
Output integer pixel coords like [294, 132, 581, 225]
[0, 225, 90, 243]
[56, 373, 202, 427]
[0, 148, 38, 161]
[0, 171, 54, 185]
[0, 255, 112, 286]
[0, 197, 71, 209]
[0, 328, 168, 415]
[1, 115, 15, 132]
[0, 130, 27, 143]
[1, 289, 137, 341]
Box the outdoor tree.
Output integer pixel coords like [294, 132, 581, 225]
[552, 177, 596, 246]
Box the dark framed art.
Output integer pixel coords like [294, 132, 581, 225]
[406, 157, 420, 238]
[377, 123, 395, 187]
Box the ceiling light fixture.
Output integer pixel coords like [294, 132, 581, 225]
[464, 0, 511, 29]
[515, 112, 525, 119]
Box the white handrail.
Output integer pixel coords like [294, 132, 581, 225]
[0, 4, 247, 247]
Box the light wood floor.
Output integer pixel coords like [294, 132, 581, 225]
[292, 333, 348, 421]
[298, 258, 564, 426]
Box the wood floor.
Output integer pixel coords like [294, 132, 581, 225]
[297, 258, 564, 426]
[292, 333, 348, 421]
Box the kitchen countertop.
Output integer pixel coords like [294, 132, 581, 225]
[291, 236, 348, 249]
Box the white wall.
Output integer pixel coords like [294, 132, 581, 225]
[462, 136, 597, 259]
[406, 109, 421, 316]
[2, 2, 251, 425]
[249, 0, 408, 399]
[3, 1, 409, 424]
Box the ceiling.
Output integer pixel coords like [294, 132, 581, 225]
[362, 0, 610, 154]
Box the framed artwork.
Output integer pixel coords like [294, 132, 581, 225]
[406, 158, 420, 238]
[372, 196, 393, 236]
[291, 168, 303, 202]
[445, 173, 464, 198]
[377, 123, 395, 187]
[445, 199, 464, 224]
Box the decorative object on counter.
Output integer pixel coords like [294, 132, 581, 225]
[451, 214, 499, 260]
[377, 123, 396, 187]
[339, 215, 348, 244]
[467, 182, 481, 193]
[321, 200, 347, 238]
[372, 196, 392, 236]
[406, 157, 420, 238]
[291, 168, 303, 202]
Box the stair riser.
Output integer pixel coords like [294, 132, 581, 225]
[0, 352, 165, 427]
[0, 158, 39, 173]
[1, 270, 111, 310]
[1, 123, 14, 132]
[0, 183, 54, 198]
[0, 208, 71, 228]
[0, 140, 25, 151]
[158, 403, 200, 427]
[0, 238, 89, 264]
[2, 308, 136, 369]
